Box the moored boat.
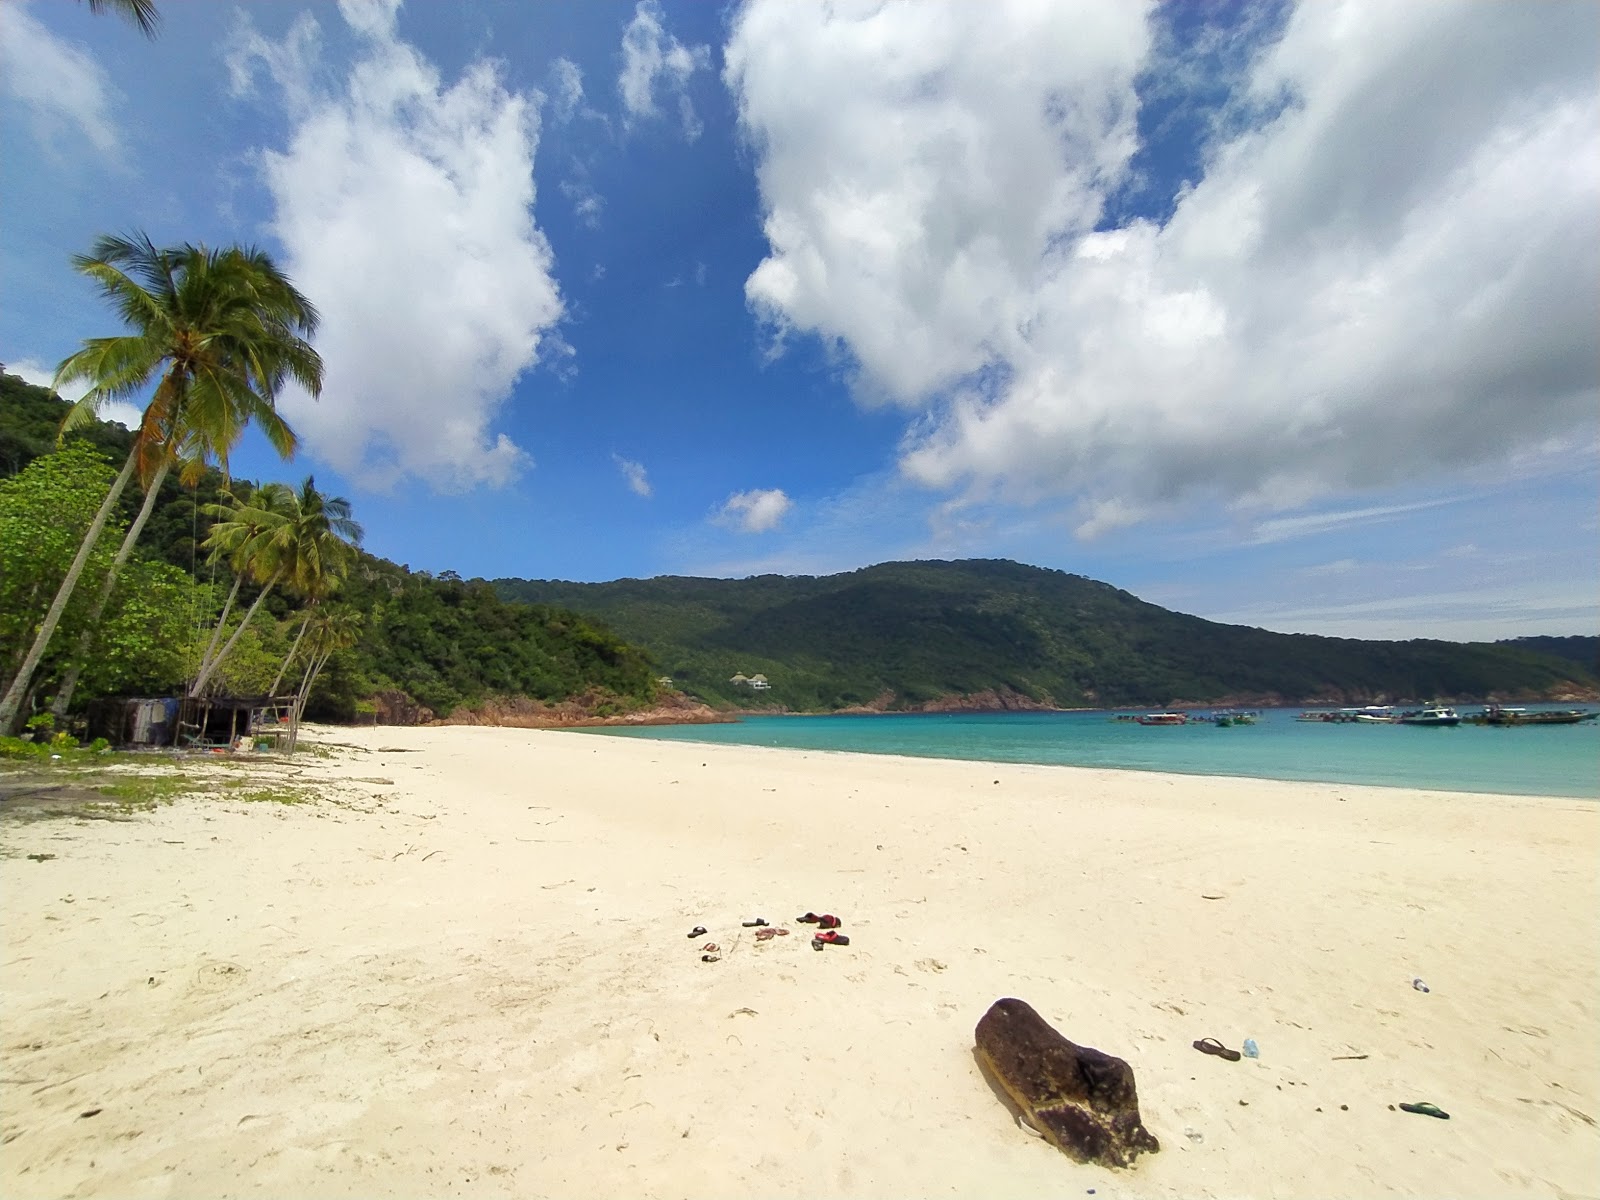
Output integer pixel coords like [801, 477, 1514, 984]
[1352, 706, 1396, 724]
[1474, 705, 1600, 726]
[1397, 706, 1461, 727]
[1139, 710, 1190, 729]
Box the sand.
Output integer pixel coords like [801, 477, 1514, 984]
[2, 724, 1597, 1199]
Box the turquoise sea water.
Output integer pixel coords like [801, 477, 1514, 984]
[590, 707, 1600, 798]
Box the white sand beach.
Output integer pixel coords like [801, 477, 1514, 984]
[3, 724, 1597, 1199]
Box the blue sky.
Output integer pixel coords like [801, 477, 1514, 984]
[2, 0, 1596, 641]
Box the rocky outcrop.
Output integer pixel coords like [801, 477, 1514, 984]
[370, 690, 435, 726]
[975, 998, 1159, 1169]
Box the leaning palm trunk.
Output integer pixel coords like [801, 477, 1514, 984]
[0, 451, 139, 735]
[286, 646, 333, 755]
[50, 458, 172, 720]
[187, 572, 280, 698]
[267, 610, 313, 697]
[196, 573, 245, 681]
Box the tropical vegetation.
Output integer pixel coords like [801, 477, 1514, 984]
[0, 233, 321, 733]
[0, 369, 661, 734]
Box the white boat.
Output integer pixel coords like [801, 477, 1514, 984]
[1398, 706, 1461, 727]
[1352, 706, 1396, 724]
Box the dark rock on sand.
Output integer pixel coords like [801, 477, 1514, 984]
[975, 997, 1160, 1168]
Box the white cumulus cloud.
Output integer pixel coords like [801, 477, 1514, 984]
[613, 454, 652, 497]
[619, 0, 710, 140]
[715, 487, 792, 533]
[0, 0, 120, 156]
[726, 0, 1600, 533]
[229, 0, 566, 491]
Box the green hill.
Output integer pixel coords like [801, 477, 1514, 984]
[494, 560, 1598, 710]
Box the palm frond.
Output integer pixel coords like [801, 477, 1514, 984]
[84, 0, 159, 37]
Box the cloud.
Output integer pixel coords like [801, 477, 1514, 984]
[1249, 497, 1459, 545]
[0, 0, 121, 156]
[726, 0, 1600, 531]
[549, 56, 585, 122]
[229, 0, 565, 492]
[714, 487, 792, 533]
[560, 177, 603, 228]
[619, 0, 710, 140]
[613, 454, 652, 497]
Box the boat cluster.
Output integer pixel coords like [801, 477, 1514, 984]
[1294, 705, 1600, 727]
[1114, 711, 1260, 726]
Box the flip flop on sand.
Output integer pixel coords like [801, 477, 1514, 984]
[702, 953, 721, 963]
[815, 914, 841, 930]
[742, 918, 769, 927]
[755, 927, 789, 941]
[1399, 1102, 1450, 1119]
[1193, 1038, 1242, 1062]
[702, 942, 720, 953]
[687, 926, 707, 938]
[798, 913, 821, 923]
[812, 931, 850, 946]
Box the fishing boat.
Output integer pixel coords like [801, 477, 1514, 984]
[1474, 705, 1600, 726]
[1137, 713, 1187, 726]
[1397, 706, 1461, 727]
[1352, 706, 1396, 724]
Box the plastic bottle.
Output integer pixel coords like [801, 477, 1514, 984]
[1243, 1037, 1259, 1059]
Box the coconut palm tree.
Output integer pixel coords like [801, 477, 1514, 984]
[0, 234, 320, 734]
[189, 477, 361, 698]
[47, 436, 206, 720]
[190, 482, 295, 693]
[84, 0, 160, 37]
[286, 607, 363, 753]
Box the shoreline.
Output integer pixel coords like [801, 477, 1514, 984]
[577, 709, 1600, 801]
[3, 724, 1596, 1198]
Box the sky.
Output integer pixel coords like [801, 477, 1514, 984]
[2, 0, 1596, 642]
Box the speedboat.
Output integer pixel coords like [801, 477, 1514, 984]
[1352, 706, 1396, 724]
[1397, 706, 1460, 727]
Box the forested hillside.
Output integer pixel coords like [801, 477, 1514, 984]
[1, 371, 658, 722]
[1500, 636, 1599, 676]
[496, 561, 1598, 710]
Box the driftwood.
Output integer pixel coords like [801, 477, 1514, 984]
[975, 998, 1159, 1168]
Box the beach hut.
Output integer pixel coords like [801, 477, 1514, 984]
[175, 695, 296, 751]
[85, 697, 180, 747]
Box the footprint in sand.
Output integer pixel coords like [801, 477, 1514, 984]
[191, 960, 248, 993]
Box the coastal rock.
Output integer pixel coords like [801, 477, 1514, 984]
[370, 690, 435, 726]
[975, 998, 1159, 1169]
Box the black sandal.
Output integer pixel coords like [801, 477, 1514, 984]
[1193, 1037, 1242, 1062]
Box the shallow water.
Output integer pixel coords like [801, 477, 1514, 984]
[589, 706, 1600, 798]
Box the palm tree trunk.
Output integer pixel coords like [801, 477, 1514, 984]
[267, 609, 313, 697]
[0, 450, 139, 735]
[50, 459, 172, 720]
[195, 573, 244, 682]
[188, 572, 280, 698]
[287, 647, 332, 754]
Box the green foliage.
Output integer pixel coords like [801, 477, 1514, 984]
[496, 560, 1599, 710]
[2, 372, 660, 720]
[0, 443, 124, 682]
[1500, 635, 1599, 675]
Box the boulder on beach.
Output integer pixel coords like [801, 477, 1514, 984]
[974, 997, 1160, 1169]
